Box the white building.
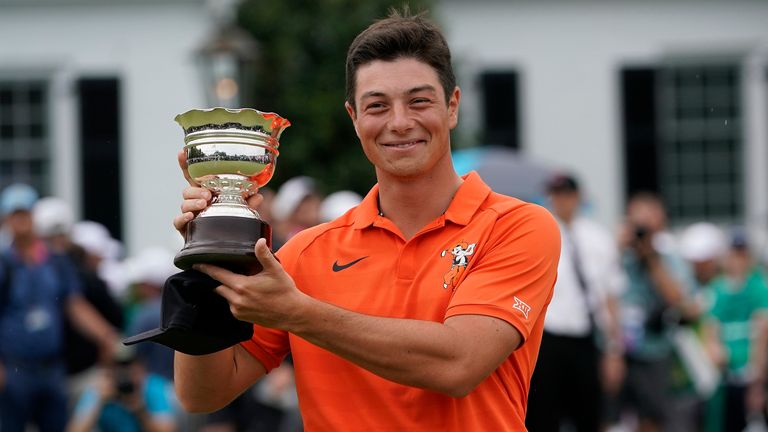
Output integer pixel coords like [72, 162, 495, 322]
[1, 0, 767, 256]
[439, 0, 768, 239]
[0, 0, 223, 254]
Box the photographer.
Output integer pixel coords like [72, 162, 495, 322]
[66, 345, 177, 432]
[611, 192, 698, 432]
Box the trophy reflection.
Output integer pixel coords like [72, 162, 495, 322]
[174, 107, 290, 274]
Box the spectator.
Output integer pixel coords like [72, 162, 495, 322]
[271, 176, 322, 249]
[680, 222, 729, 291]
[67, 344, 177, 432]
[125, 247, 178, 381]
[612, 192, 697, 432]
[32, 197, 125, 404]
[0, 183, 119, 432]
[200, 361, 301, 432]
[71, 220, 128, 298]
[32, 196, 77, 254]
[319, 190, 363, 223]
[702, 228, 768, 432]
[527, 173, 626, 432]
[255, 187, 276, 225]
[677, 221, 731, 429]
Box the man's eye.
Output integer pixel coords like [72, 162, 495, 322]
[412, 98, 431, 105]
[365, 102, 386, 111]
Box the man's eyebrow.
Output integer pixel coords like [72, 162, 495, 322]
[359, 85, 438, 101]
[407, 84, 438, 95]
[360, 90, 386, 100]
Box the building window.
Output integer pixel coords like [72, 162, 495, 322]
[0, 79, 50, 194]
[479, 71, 520, 149]
[658, 63, 742, 222]
[622, 62, 743, 224]
[78, 78, 123, 240]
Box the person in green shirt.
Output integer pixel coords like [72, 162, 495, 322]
[702, 229, 768, 432]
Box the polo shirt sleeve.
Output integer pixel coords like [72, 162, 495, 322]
[240, 324, 290, 373]
[706, 280, 725, 322]
[239, 244, 296, 372]
[445, 204, 560, 343]
[748, 273, 768, 318]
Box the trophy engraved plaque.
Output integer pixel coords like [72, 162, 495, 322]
[174, 107, 290, 274]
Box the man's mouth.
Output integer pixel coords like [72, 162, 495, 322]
[383, 140, 425, 148]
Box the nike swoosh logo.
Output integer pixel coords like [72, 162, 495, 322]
[332, 256, 369, 272]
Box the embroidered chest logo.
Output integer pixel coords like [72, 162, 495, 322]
[440, 241, 476, 290]
[513, 296, 531, 320]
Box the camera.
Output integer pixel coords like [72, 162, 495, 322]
[115, 367, 136, 396]
[634, 225, 649, 240]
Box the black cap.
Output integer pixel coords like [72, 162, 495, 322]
[546, 173, 579, 193]
[730, 226, 749, 250]
[123, 270, 254, 356]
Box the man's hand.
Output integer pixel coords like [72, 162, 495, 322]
[600, 352, 625, 395]
[172, 150, 263, 237]
[95, 370, 118, 401]
[193, 238, 308, 331]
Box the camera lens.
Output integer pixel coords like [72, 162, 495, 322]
[634, 226, 648, 239]
[115, 370, 135, 395]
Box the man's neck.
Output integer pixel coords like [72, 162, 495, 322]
[559, 214, 575, 227]
[12, 235, 43, 262]
[376, 167, 462, 240]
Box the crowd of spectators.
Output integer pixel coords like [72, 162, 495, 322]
[528, 173, 768, 432]
[0, 178, 360, 432]
[5, 172, 767, 432]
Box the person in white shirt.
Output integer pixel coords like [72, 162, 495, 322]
[526, 173, 626, 432]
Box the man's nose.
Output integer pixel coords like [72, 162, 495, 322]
[388, 103, 414, 133]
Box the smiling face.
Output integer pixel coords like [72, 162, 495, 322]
[345, 57, 460, 180]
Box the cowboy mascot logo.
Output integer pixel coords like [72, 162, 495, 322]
[440, 241, 476, 290]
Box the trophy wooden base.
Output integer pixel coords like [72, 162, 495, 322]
[174, 215, 272, 275]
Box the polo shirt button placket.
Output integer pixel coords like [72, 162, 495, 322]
[397, 240, 416, 281]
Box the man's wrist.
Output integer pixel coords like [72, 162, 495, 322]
[284, 291, 316, 334]
[603, 339, 624, 356]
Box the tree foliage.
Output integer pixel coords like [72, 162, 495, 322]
[237, 0, 433, 195]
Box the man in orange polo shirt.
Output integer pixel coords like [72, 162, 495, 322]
[172, 9, 560, 431]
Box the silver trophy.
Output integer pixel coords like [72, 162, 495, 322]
[174, 107, 290, 273]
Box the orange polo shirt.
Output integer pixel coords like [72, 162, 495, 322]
[241, 171, 560, 431]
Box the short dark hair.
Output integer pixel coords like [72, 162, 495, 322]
[345, 8, 456, 110]
[546, 173, 580, 194]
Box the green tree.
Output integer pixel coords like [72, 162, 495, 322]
[237, 0, 432, 195]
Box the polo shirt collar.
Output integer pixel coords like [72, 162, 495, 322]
[351, 170, 491, 229]
[352, 184, 382, 229]
[444, 171, 491, 225]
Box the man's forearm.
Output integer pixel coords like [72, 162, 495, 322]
[750, 315, 768, 383]
[66, 296, 118, 348]
[646, 258, 684, 307]
[286, 297, 520, 397]
[174, 345, 264, 412]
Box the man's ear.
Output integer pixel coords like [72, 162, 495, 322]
[345, 101, 357, 121]
[448, 86, 460, 130]
[345, 101, 360, 137]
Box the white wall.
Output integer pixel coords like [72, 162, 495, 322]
[2, 0, 767, 254]
[439, 0, 768, 229]
[0, 0, 214, 254]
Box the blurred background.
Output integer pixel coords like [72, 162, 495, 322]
[2, 1, 768, 431]
[1, 0, 766, 255]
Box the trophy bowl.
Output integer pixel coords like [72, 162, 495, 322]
[174, 107, 290, 274]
